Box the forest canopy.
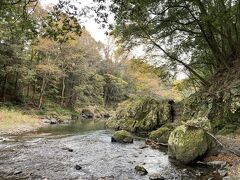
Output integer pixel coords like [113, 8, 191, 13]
[0, 0, 176, 111]
[94, 0, 240, 86]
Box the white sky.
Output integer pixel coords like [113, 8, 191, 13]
[40, 0, 109, 43]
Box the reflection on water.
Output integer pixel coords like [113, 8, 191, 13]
[38, 120, 106, 135]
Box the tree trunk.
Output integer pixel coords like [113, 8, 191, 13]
[38, 78, 46, 109]
[61, 76, 65, 106]
[27, 84, 30, 97]
[14, 73, 19, 93]
[32, 82, 36, 100]
[2, 75, 8, 102]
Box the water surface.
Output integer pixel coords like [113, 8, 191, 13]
[0, 120, 217, 180]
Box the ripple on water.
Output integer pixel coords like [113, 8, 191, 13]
[0, 123, 215, 180]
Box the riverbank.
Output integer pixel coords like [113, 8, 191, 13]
[0, 108, 44, 135]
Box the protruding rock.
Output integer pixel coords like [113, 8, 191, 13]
[149, 127, 172, 143]
[111, 130, 133, 143]
[135, 165, 148, 175]
[82, 109, 94, 119]
[168, 125, 209, 164]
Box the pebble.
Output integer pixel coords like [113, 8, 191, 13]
[62, 147, 73, 152]
[75, 165, 82, 170]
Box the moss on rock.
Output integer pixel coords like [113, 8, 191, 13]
[168, 125, 209, 164]
[106, 96, 172, 132]
[149, 127, 172, 143]
[111, 130, 133, 143]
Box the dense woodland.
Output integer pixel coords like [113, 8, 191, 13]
[0, 0, 177, 112]
[1, 0, 240, 111]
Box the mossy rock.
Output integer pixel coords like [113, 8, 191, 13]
[168, 125, 209, 164]
[111, 130, 133, 143]
[107, 96, 172, 133]
[135, 165, 148, 175]
[149, 127, 172, 143]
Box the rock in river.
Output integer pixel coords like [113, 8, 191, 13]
[111, 130, 133, 143]
[168, 125, 209, 164]
[75, 165, 82, 170]
[135, 165, 148, 175]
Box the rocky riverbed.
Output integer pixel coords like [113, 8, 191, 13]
[0, 120, 220, 180]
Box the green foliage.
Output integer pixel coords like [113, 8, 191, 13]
[94, 0, 240, 85]
[103, 74, 128, 107]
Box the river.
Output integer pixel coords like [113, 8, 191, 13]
[0, 120, 217, 180]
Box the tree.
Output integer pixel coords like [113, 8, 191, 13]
[94, 0, 240, 86]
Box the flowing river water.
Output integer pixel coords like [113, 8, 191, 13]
[0, 120, 219, 180]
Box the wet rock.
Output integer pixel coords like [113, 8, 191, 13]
[75, 165, 82, 170]
[103, 113, 111, 119]
[43, 118, 58, 124]
[168, 125, 209, 164]
[206, 161, 227, 168]
[62, 147, 73, 152]
[43, 118, 52, 124]
[50, 118, 58, 124]
[135, 165, 148, 176]
[82, 109, 94, 119]
[149, 173, 165, 180]
[111, 130, 133, 143]
[14, 170, 22, 175]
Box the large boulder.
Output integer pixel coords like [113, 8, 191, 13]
[111, 130, 133, 143]
[168, 125, 209, 164]
[106, 96, 172, 132]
